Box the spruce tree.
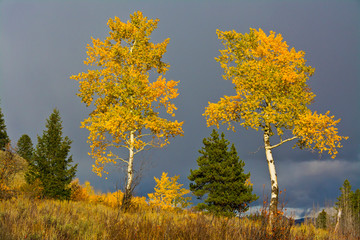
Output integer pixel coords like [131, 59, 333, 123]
[188, 129, 258, 217]
[31, 109, 77, 200]
[335, 179, 360, 236]
[316, 209, 327, 229]
[17, 134, 33, 162]
[0, 106, 10, 150]
[352, 189, 360, 235]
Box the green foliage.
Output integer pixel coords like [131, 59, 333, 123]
[316, 209, 327, 229]
[335, 179, 360, 236]
[353, 189, 360, 222]
[17, 134, 34, 162]
[30, 109, 77, 200]
[0, 106, 10, 151]
[17, 135, 34, 188]
[336, 179, 352, 209]
[188, 129, 258, 217]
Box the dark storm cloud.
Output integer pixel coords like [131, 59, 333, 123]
[0, 1, 358, 211]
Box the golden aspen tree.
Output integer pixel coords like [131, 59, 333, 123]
[204, 28, 347, 218]
[71, 11, 183, 210]
[148, 172, 191, 210]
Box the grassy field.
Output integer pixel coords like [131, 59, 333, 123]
[0, 196, 355, 240]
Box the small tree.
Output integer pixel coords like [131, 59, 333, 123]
[148, 172, 191, 210]
[17, 134, 33, 162]
[188, 129, 258, 217]
[0, 144, 27, 199]
[335, 179, 360, 237]
[30, 109, 77, 200]
[71, 11, 183, 210]
[316, 209, 327, 229]
[352, 189, 360, 235]
[204, 28, 347, 217]
[0, 105, 10, 151]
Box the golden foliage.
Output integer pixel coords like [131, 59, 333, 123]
[2, 196, 343, 240]
[69, 179, 89, 201]
[0, 146, 28, 199]
[294, 111, 348, 158]
[70, 11, 183, 176]
[69, 180, 148, 210]
[148, 172, 191, 210]
[245, 177, 254, 187]
[204, 28, 347, 157]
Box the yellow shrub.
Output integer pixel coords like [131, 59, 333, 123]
[148, 172, 191, 211]
[70, 179, 89, 201]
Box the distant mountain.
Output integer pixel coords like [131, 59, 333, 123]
[294, 218, 305, 225]
[294, 217, 315, 225]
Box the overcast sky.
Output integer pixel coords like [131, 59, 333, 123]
[1, 1, 359, 218]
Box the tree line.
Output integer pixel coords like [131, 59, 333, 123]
[0, 107, 77, 200]
[0, 103, 258, 216]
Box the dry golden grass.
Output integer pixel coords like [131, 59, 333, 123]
[0, 174, 357, 239]
[1, 196, 357, 240]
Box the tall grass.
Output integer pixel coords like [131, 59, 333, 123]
[1, 196, 357, 240]
[0, 180, 357, 239]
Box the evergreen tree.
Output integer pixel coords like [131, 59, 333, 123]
[188, 129, 258, 217]
[17, 134, 33, 162]
[336, 179, 353, 213]
[316, 209, 327, 229]
[31, 109, 77, 200]
[335, 179, 360, 237]
[0, 106, 10, 150]
[352, 189, 360, 235]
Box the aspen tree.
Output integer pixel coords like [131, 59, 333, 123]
[204, 28, 347, 218]
[71, 12, 183, 210]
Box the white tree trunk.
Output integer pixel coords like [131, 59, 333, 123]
[335, 208, 342, 233]
[126, 130, 135, 195]
[264, 127, 279, 217]
[123, 130, 135, 210]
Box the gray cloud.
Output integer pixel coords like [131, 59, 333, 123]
[0, 1, 358, 212]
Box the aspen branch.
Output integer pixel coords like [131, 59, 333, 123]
[108, 143, 131, 150]
[134, 141, 157, 155]
[130, 40, 136, 53]
[134, 133, 154, 140]
[114, 156, 129, 164]
[269, 136, 298, 150]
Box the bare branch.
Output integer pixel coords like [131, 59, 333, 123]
[114, 156, 129, 164]
[249, 145, 263, 155]
[269, 136, 298, 150]
[108, 143, 130, 150]
[134, 141, 157, 155]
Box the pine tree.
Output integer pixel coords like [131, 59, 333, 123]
[188, 129, 258, 217]
[352, 189, 360, 235]
[17, 134, 33, 162]
[0, 106, 10, 151]
[335, 179, 358, 236]
[31, 109, 77, 200]
[316, 209, 327, 229]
